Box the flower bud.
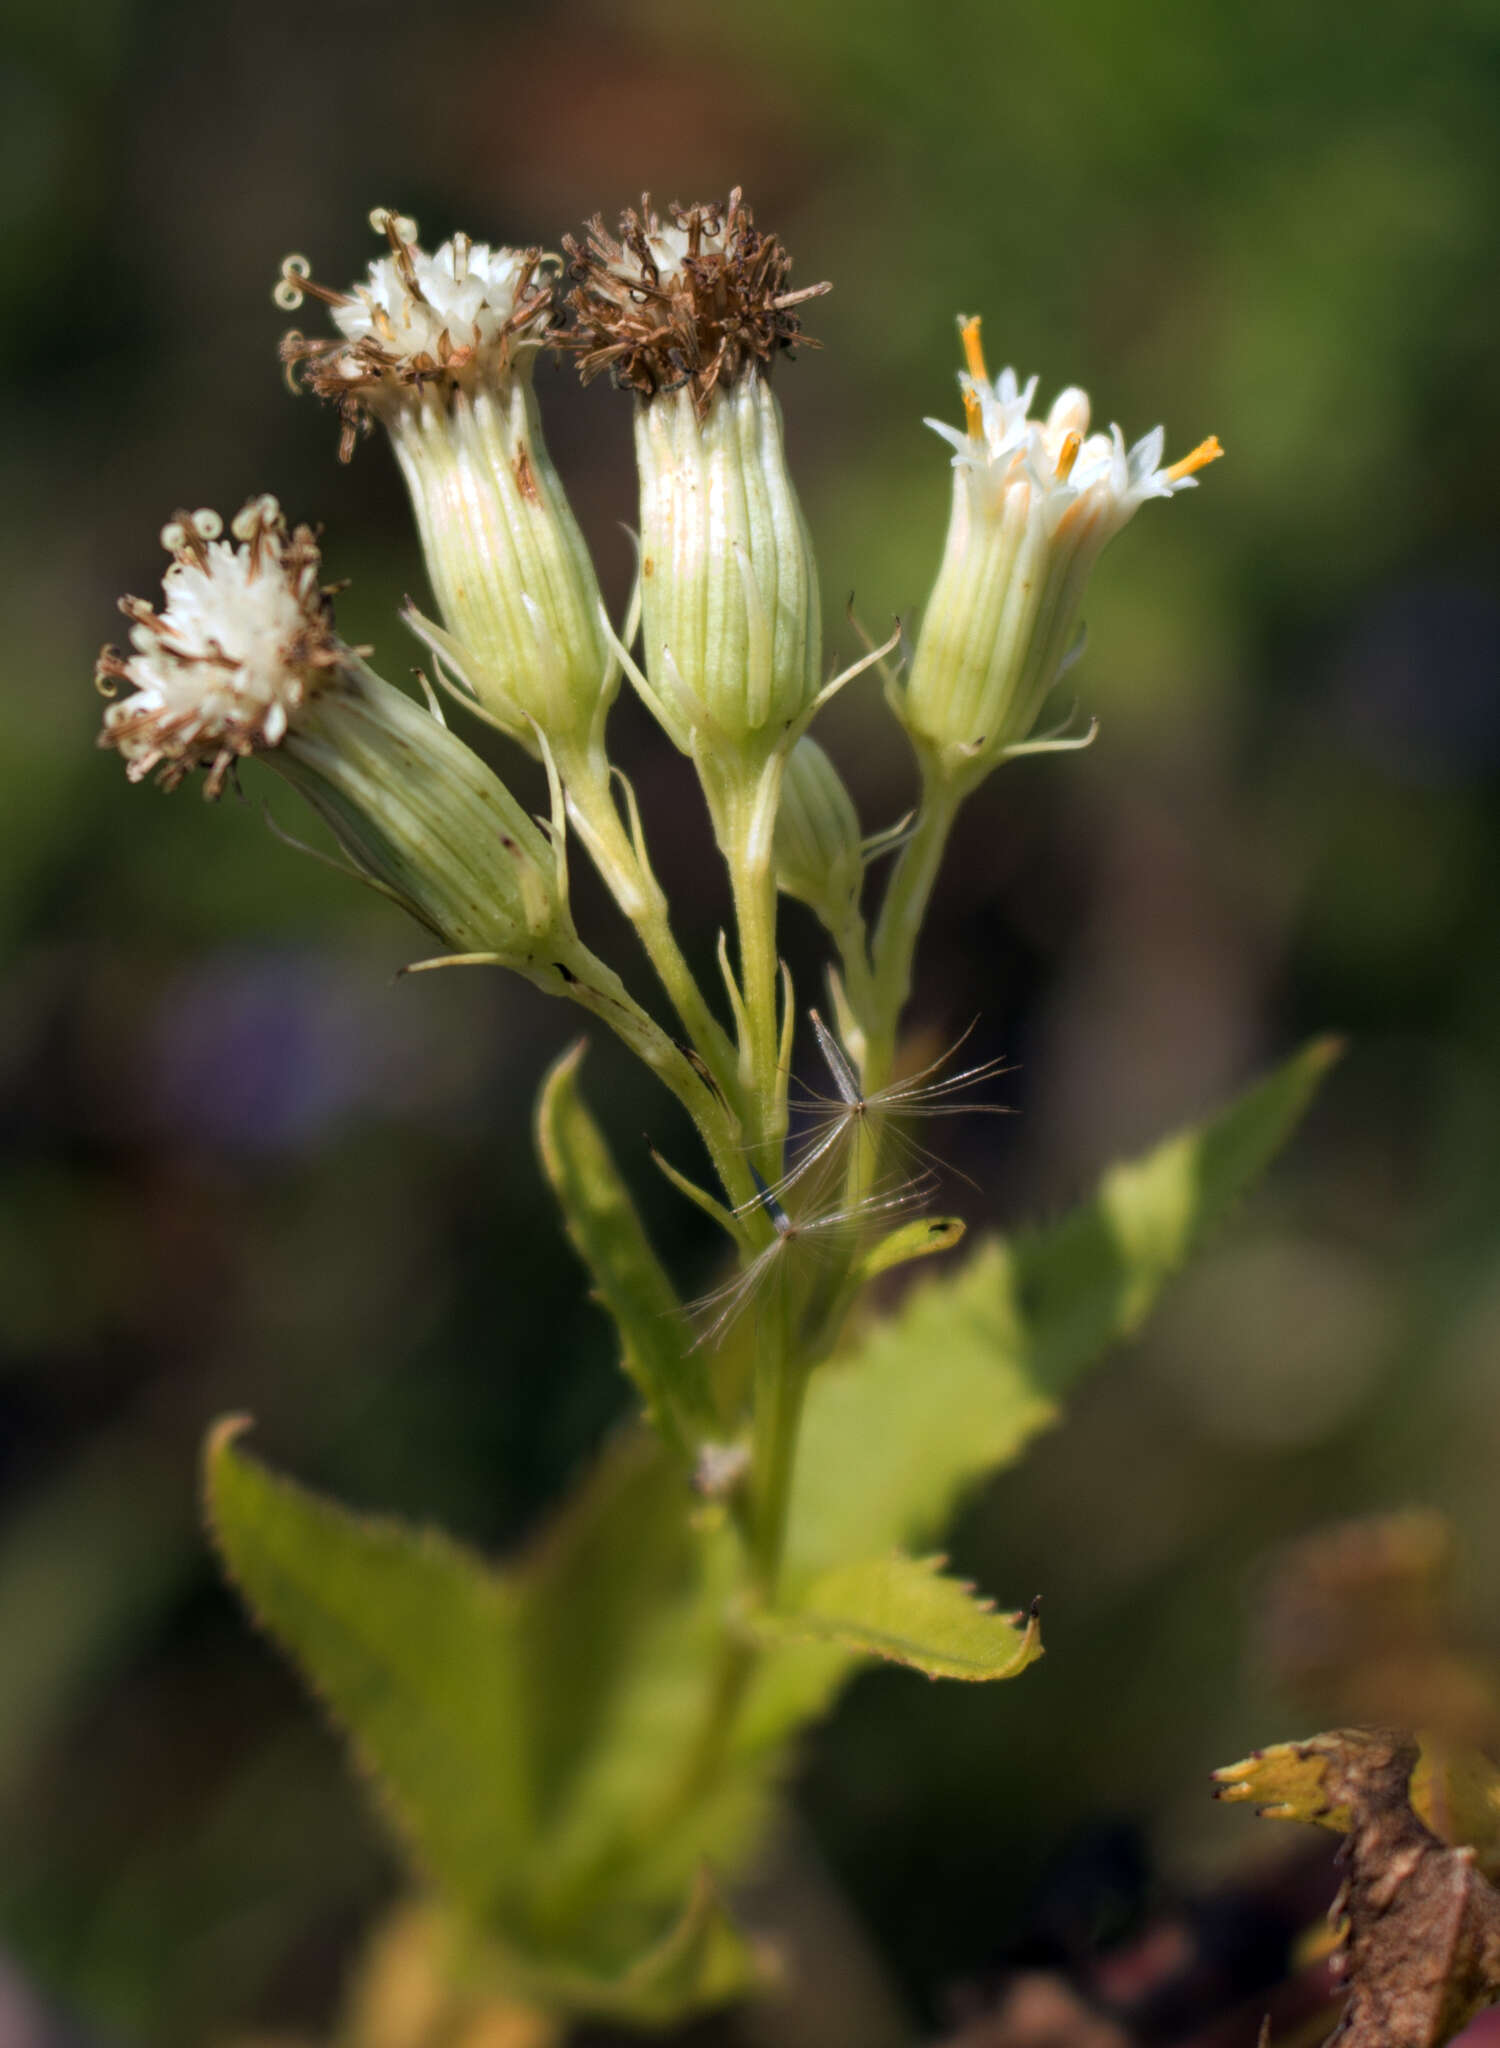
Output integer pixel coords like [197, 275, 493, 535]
[278, 668, 573, 961]
[900, 317, 1222, 784]
[566, 192, 828, 765]
[276, 211, 611, 756]
[96, 498, 578, 965]
[774, 736, 863, 937]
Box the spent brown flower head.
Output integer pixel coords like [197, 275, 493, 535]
[563, 187, 828, 415]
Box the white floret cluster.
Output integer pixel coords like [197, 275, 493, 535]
[927, 322, 1221, 540]
[284, 213, 551, 369]
[97, 499, 342, 795]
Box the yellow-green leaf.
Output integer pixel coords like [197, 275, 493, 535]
[754, 1553, 1044, 1682]
[500, 1866, 764, 2026]
[206, 1419, 774, 1988]
[786, 1039, 1339, 1585]
[524, 1518, 781, 1927]
[204, 1417, 533, 1921]
[856, 1214, 966, 1284]
[511, 1430, 694, 1829]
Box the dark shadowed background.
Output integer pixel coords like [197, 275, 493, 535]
[3, 0, 1500, 2041]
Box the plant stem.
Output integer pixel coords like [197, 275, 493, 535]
[556, 949, 756, 1213]
[749, 1267, 805, 1599]
[863, 761, 968, 1092]
[707, 757, 789, 1176]
[795, 762, 973, 1364]
[732, 852, 786, 1170]
[559, 744, 743, 1125]
[667, 766, 974, 1840]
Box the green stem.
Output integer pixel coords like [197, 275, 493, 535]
[550, 945, 756, 1213]
[796, 762, 972, 1363]
[668, 1264, 809, 1826]
[634, 768, 981, 1871]
[748, 1267, 805, 1598]
[864, 762, 968, 1092]
[708, 758, 788, 1175]
[560, 744, 743, 1129]
[732, 855, 785, 1168]
[833, 907, 876, 1038]
[646, 768, 973, 1859]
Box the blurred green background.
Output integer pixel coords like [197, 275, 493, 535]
[3, 0, 1500, 2040]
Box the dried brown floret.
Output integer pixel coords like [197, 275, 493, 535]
[563, 188, 829, 415]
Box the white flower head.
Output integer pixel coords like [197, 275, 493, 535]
[95, 503, 584, 966]
[276, 210, 559, 459]
[925, 315, 1223, 542]
[901, 315, 1222, 779]
[97, 498, 347, 796]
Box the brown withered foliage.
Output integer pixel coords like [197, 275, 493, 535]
[563, 188, 829, 413]
[1243, 1728, 1500, 2047]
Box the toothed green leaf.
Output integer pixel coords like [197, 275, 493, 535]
[510, 1431, 695, 1830]
[524, 1520, 775, 1926]
[755, 1553, 1043, 1681]
[204, 1422, 771, 2005]
[787, 1039, 1340, 1583]
[203, 1417, 533, 1921]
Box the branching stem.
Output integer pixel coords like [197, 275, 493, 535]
[559, 741, 743, 1125]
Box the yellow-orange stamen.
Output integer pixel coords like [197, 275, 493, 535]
[959, 314, 988, 385]
[959, 314, 987, 437]
[1055, 431, 1082, 481]
[1162, 434, 1223, 484]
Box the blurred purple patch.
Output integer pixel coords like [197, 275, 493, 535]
[147, 946, 472, 1154]
[0, 1951, 92, 2048]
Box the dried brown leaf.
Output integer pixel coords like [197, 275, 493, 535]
[1218, 1727, 1500, 2047]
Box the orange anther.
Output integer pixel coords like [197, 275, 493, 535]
[1163, 434, 1224, 484]
[1055, 431, 1082, 481]
[959, 314, 988, 386]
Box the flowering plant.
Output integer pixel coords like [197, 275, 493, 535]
[97, 190, 1328, 2034]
